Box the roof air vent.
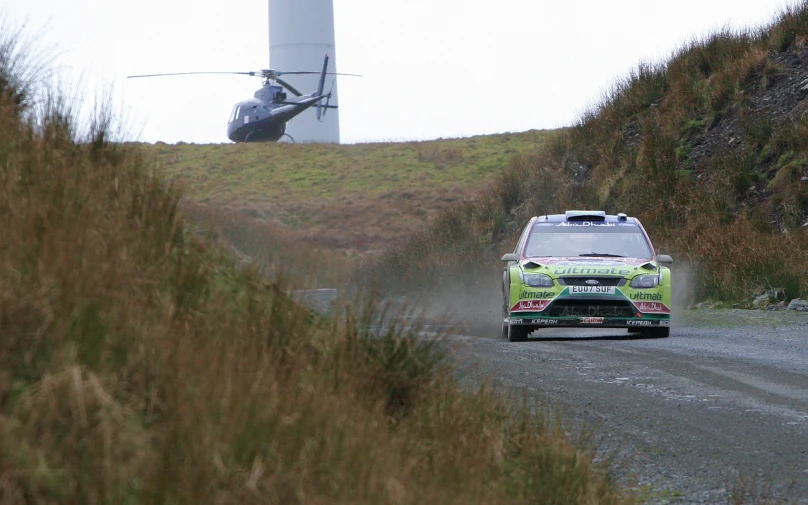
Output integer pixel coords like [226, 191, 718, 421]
[617, 213, 628, 221]
[565, 210, 606, 221]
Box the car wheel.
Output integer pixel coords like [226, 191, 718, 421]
[501, 294, 510, 339]
[640, 327, 670, 338]
[508, 325, 531, 342]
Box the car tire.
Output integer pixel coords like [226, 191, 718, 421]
[501, 295, 510, 339]
[508, 325, 531, 342]
[640, 327, 670, 338]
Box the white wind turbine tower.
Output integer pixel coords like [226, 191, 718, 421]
[269, 0, 340, 143]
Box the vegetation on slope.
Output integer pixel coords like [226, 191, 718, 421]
[374, 3, 808, 303]
[0, 21, 631, 505]
[138, 130, 553, 255]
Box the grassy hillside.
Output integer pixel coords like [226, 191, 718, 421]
[137, 131, 553, 255]
[372, 3, 808, 304]
[0, 23, 632, 505]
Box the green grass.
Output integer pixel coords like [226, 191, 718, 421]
[136, 131, 555, 254]
[141, 132, 551, 201]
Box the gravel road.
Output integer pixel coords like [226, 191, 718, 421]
[451, 310, 808, 504]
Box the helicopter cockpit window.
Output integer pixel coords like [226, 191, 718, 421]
[229, 105, 240, 124]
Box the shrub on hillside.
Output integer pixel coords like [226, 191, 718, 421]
[368, 3, 808, 303]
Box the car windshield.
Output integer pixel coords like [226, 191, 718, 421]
[524, 230, 653, 258]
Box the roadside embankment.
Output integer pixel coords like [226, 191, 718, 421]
[0, 20, 634, 505]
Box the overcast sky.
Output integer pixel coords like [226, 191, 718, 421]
[2, 0, 797, 144]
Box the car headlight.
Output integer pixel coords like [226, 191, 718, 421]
[630, 274, 660, 288]
[522, 273, 554, 287]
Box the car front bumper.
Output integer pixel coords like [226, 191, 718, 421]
[508, 290, 671, 329]
[508, 315, 670, 328]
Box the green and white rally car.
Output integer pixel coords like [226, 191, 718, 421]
[501, 210, 673, 342]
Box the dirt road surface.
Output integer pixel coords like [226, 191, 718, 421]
[453, 310, 808, 504]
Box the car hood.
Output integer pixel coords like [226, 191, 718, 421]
[520, 256, 658, 277]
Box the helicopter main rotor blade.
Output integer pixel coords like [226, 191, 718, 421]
[127, 70, 362, 80]
[273, 77, 303, 97]
[274, 71, 363, 77]
[276, 101, 337, 108]
[126, 71, 260, 78]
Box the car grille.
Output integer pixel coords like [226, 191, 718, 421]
[560, 277, 625, 287]
[548, 299, 635, 318]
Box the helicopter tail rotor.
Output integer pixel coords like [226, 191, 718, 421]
[315, 55, 329, 121]
[321, 78, 336, 120]
[317, 55, 328, 97]
[316, 78, 339, 122]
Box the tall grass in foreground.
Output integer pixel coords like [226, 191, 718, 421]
[0, 22, 632, 505]
[369, 3, 808, 303]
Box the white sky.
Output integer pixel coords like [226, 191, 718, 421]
[1, 0, 796, 144]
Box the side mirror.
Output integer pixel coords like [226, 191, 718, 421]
[501, 253, 519, 262]
[657, 254, 673, 264]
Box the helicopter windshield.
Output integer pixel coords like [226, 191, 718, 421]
[229, 105, 240, 124]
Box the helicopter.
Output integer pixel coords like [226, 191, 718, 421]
[127, 55, 359, 143]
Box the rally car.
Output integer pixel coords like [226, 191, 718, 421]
[501, 210, 673, 341]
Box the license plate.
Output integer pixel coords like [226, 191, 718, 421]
[569, 286, 615, 295]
